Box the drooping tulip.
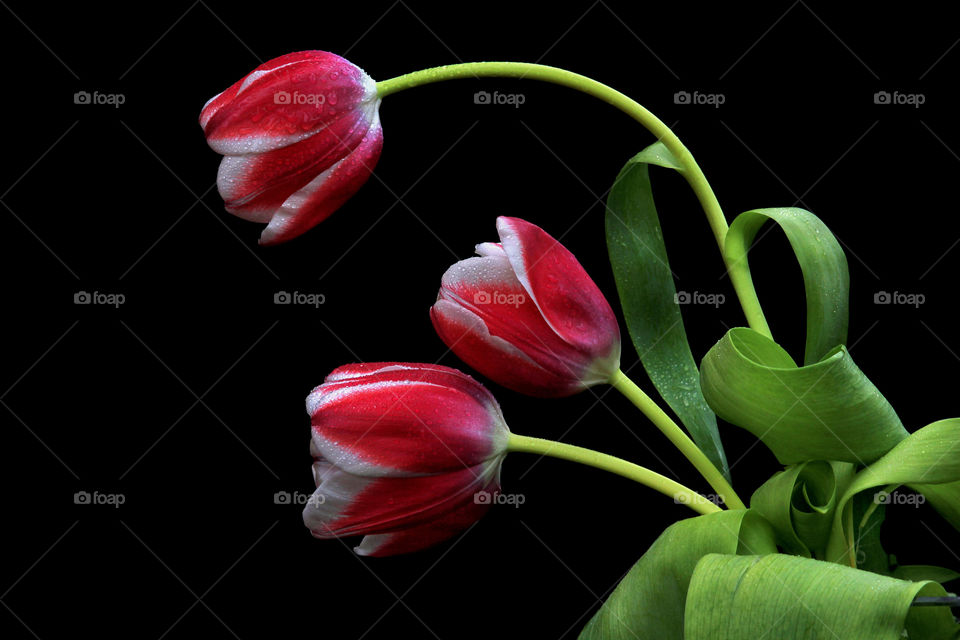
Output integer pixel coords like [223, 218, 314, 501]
[200, 50, 382, 245]
[302, 363, 509, 556]
[431, 216, 621, 397]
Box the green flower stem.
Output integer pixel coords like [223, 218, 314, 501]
[507, 433, 721, 516]
[609, 369, 746, 510]
[377, 62, 771, 337]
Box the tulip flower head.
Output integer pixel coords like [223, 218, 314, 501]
[302, 363, 509, 557]
[200, 51, 382, 245]
[431, 217, 621, 397]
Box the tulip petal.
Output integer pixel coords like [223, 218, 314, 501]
[201, 50, 376, 155]
[303, 459, 500, 539]
[258, 115, 383, 245]
[354, 475, 499, 557]
[324, 362, 460, 383]
[215, 103, 375, 218]
[319, 362, 502, 412]
[497, 216, 620, 355]
[307, 356, 506, 475]
[475, 242, 505, 257]
[200, 51, 325, 128]
[434, 253, 596, 394]
[431, 299, 582, 397]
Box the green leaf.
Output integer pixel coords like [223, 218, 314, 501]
[911, 480, 960, 532]
[851, 491, 892, 574]
[700, 327, 908, 464]
[685, 553, 960, 640]
[893, 565, 960, 584]
[826, 419, 960, 565]
[725, 208, 849, 365]
[579, 510, 775, 640]
[606, 142, 729, 480]
[750, 460, 855, 557]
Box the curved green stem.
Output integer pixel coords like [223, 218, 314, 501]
[377, 62, 771, 337]
[609, 369, 746, 510]
[507, 433, 722, 516]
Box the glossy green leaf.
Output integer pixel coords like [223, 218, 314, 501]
[700, 327, 908, 464]
[685, 553, 960, 640]
[606, 142, 729, 480]
[725, 207, 849, 365]
[826, 419, 960, 565]
[578, 510, 775, 640]
[750, 460, 854, 557]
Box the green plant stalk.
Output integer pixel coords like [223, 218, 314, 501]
[377, 62, 772, 337]
[507, 433, 722, 516]
[609, 369, 746, 510]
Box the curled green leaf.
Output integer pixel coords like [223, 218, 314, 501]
[685, 553, 960, 640]
[578, 510, 775, 640]
[700, 327, 908, 464]
[750, 460, 855, 557]
[826, 419, 960, 565]
[725, 207, 849, 365]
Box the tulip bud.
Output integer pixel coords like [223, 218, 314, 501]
[302, 363, 508, 557]
[200, 51, 382, 245]
[431, 216, 621, 397]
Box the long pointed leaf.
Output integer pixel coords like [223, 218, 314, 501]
[606, 142, 729, 480]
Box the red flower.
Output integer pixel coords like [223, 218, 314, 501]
[431, 217, 621, 397]
[302, 363, 508, 557]
[200, 51, 382, 245]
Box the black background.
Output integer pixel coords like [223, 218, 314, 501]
[3, 1, 960, 638]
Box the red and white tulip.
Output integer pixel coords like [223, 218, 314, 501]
[302, 363, 509, 557]
[431, 217, 621, 397]
[200, 50, 382, 245]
